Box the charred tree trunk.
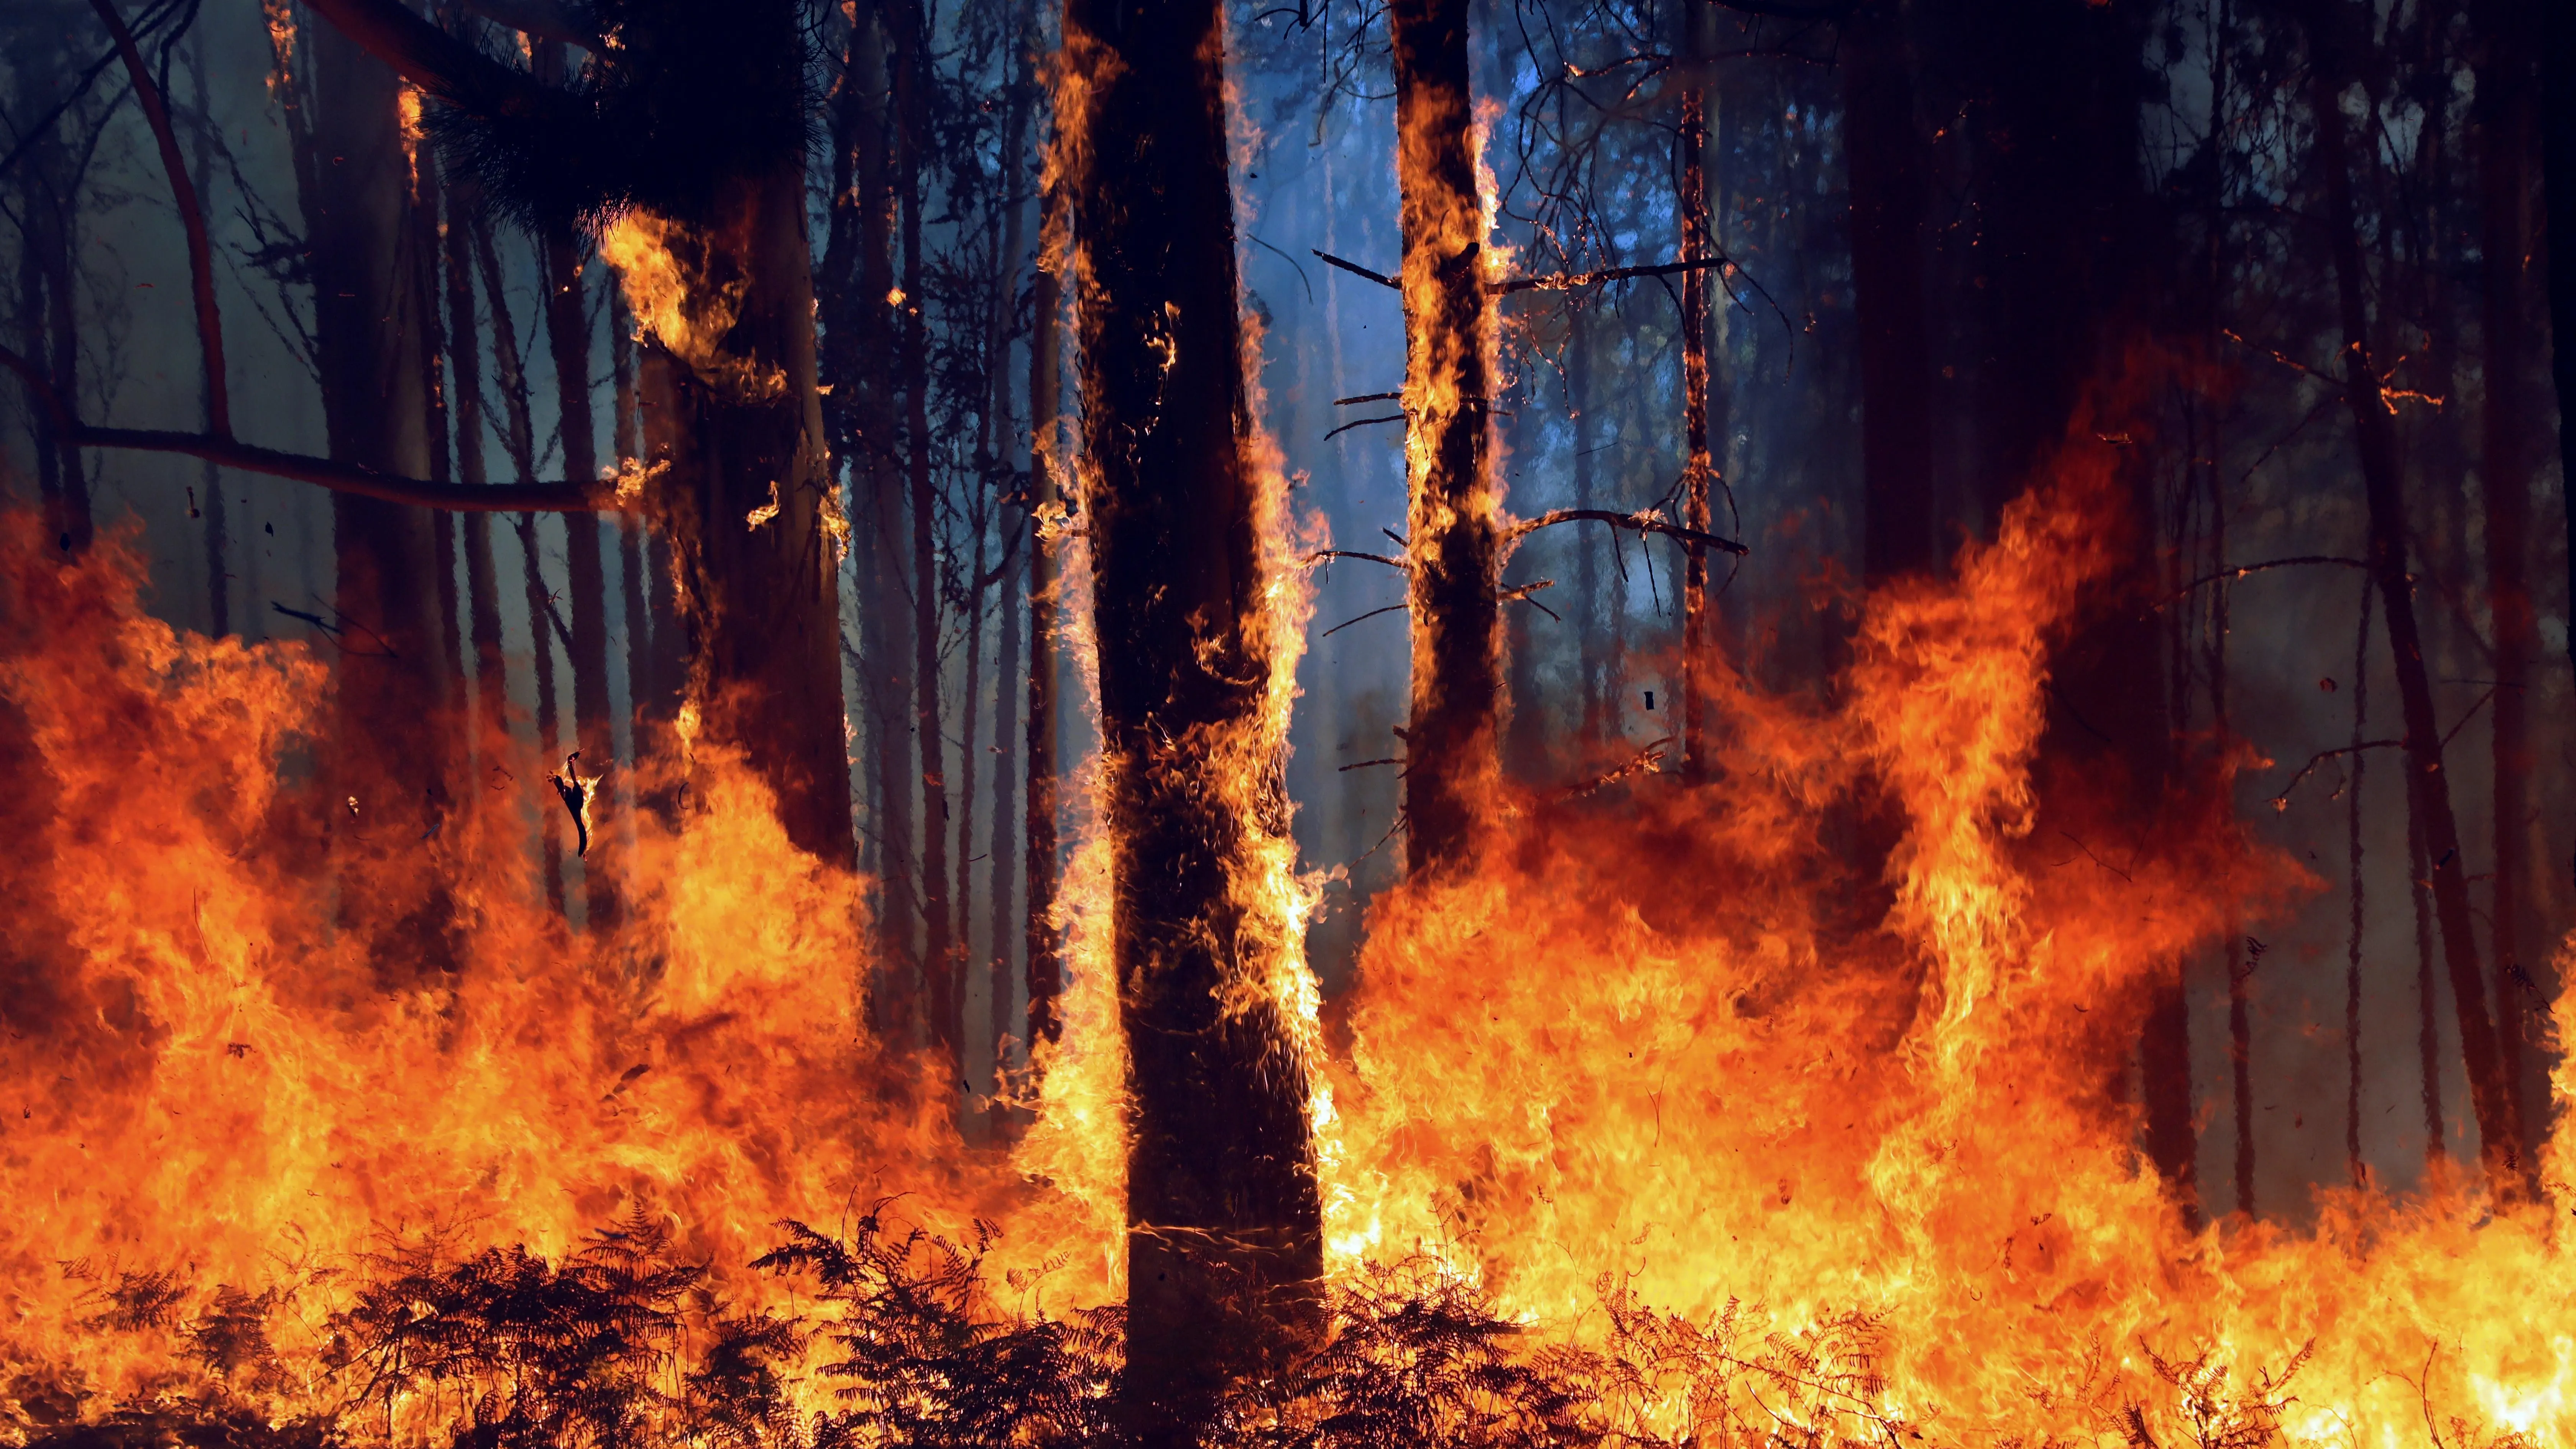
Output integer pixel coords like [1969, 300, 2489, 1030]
[2547, 0, 2576, 689]
[187, 29, 228, 633]
[304, 16, 460, 980]
[444, 171, 509, 756]
[2310, 6, 2527, 1195]
[1840, 0, 1935, 585]
[2474, 0, 2543, 1160]
[1392, 0, 1501, 877]
[889, 0, 955, 1061]
[1678, 0, 1714, 782]
[626, 161, 856, 864]
[1061, 0, 1324, 1425]
[1024, 194, 1064, 1056]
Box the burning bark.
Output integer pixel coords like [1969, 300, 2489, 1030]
[1056, 0, 1325, 1429]
[1392, 0, 1502, 878]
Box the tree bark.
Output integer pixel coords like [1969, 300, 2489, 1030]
[2474, 0, 2543, 1163]
[1840, 0, 1935, 584]
[889, 0, 955, 1060]
[303, 15, 462, 980]
[1060, 0, 1324, 1425]
[1393, 0, 1501, 877]
[534, 42, 615, 927]
[1025, 192, 1064, 1056]
[1678, 0, 1714, 782]
[626, 161, 856, 864]
[2310, 5, 2527, 1195]
[443, 167, 510, 759]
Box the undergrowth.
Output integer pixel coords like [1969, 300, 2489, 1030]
[0, 1212, 2469, 1449]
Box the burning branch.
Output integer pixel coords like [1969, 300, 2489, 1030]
[1562, 737, 1673, 797]
[1506, 506, 1747, 557]
[2146, 555, 2369, 614]
[549, 752, 604, 857]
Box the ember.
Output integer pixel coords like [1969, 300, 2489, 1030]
[2, 0, 2574, 1444]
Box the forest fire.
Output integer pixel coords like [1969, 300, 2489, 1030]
[7, 0, 2576, 1442]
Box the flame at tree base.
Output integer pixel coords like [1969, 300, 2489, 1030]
[2, 440, 2574, 1447]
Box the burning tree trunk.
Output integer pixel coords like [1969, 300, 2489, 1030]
[2309, 7, 2527, 1196]
[1392, 0, 1501, 876]
[1024, 192, 1064, 1057]
[304, 0, 856, 866]
[1677, 0, 1715, 782]
[302, 16, 463, 980]
[1058, 0, 1324, 1428]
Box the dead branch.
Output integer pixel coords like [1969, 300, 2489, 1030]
[1494, 255, 1730, 294]
[1333, 391, 1402, 405]
[1324, 413, 1406, 442]
[1305, 549, 1408, 570]
[1311, 249, 1397, 289]
[1321, 602, 1408, 639]
[2269, 739, 2404, 811]
[1337, 757, 1401, 772]
[1507, 506, 1747, 557]
[2146, 555, 2369, 614]
[1563, 736, 1672, 797]
[89, 0, 227, 437]
[0, 342, 620, 512]
[1501, 578, 1559, 620]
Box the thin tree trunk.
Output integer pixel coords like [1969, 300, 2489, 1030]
[1024, 188, 1063, 1055]
[303, 14, 459, 980]
[1061, 0, 1325, 1421]
[1393, 0, 1501, 876]
[187, 28, 228, 634]
[535, 42, 615, 927]
[890, 0, 955, 1066]
[472, 213, 568, 909]
[1678, 0, 1713, 782]
[2545, 0, 2576, 687]
[2346, 580, 2372, 1188]
[443, 166, 508, 759]
[987, 534, 1023, 1103]
[1840, 0, 1935, 584]
[2412, 796, 2448, 1166]
[1570, 306, 1604, 745]
[2310, 10, 2527, 1195]
[415, 141, 465, 702]
[2474, 0, 2542, 1163]
[956, 522, 989, 1032]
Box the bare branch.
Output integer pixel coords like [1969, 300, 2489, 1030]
[89, 0, 228, 437]
[1494, 254, 1730, 294]
[1324, 413, 1407, 442]
[300, 0, 557, 118]
[1507, 506, 1748, 556]
[1321, 602, 1408, 639]
[2146, 555, 2370, 614]
[1, 337, 617, 511]
[1304, 549, 1408, 570]
[1332, 391, 1402, 405]
[1311, 248, 1398, 289]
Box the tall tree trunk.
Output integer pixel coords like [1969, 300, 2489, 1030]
[2346, 580, 2372, 1188]
[1025, 189, 1064, 1056]
[621, 159, 856, 865]
[472, 212, 568, 909]
[188, 28, 228, 633]
[304, 16, 460, 980]
[1840, 0, 1935, 584]
[1393, 0, 1500, 877]
[414, 140, 466, 709]
[2310, 5, 2527, 1195]
[1061, 0, 1325, 1424]
[534, 43, 616, 927]
[2474, 0, 2543, 1163]
[1570, 306, 1605, 746]
[1678, 0, 1714, 782]
[988, 534, 1023, 1102]
[443, 166, 509, 762]
[2412, 797, 2448, 1166]
[889, 0, 955, 1061]
[2545, 0, 2576, 688]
